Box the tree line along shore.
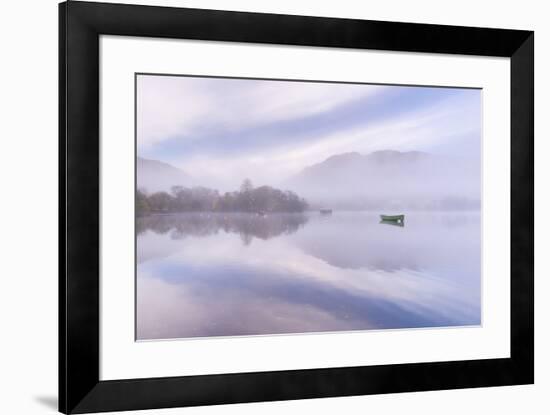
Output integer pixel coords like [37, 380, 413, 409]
[137, 179, 308, 215]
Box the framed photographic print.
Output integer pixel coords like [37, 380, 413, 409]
[59, 1, 534, 413]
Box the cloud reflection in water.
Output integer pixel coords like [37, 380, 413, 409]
[136, 212, 481, 340]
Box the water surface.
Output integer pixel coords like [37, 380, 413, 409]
[136, 212, 481, 340]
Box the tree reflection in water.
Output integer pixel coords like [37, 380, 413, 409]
[137, 212, 309, 245]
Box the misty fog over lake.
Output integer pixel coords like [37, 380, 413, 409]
[137, 212, 481, 339]
[136, 74, 482, 340]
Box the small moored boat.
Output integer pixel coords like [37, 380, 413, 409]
[320, 208, 332, 214]
[380, 214, 405, 223]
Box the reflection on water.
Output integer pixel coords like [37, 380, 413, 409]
[379, 219, 405, 227]
[137, 212, 481, 340]
[137, 212, 309, 245]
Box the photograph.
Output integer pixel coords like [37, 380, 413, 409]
[135, 74, 482, 341]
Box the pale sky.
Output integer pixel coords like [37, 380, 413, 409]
[137, 74, 481, 190]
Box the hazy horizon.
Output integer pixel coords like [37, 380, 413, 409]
[136, 148, 468, 189]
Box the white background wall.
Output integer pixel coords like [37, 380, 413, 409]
[0, 0, 545, 414]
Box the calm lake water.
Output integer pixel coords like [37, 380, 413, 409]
[136, 212, 481, 340]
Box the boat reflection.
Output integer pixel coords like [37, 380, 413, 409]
[379, 219, 405, 227]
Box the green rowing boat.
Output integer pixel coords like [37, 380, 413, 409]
[380, 214, 405, 222]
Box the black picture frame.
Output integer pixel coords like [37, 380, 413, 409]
[59, 1, 534, 413]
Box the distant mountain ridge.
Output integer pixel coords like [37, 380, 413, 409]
[299, 150, 431, 177]
[292, 150, 433, 184]
[287, 150, 480, 210]
[137, 157, 192, 193]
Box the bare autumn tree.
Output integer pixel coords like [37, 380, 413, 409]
[240, 178, 253, 193]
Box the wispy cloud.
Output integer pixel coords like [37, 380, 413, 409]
[137, 75, 385, 149]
